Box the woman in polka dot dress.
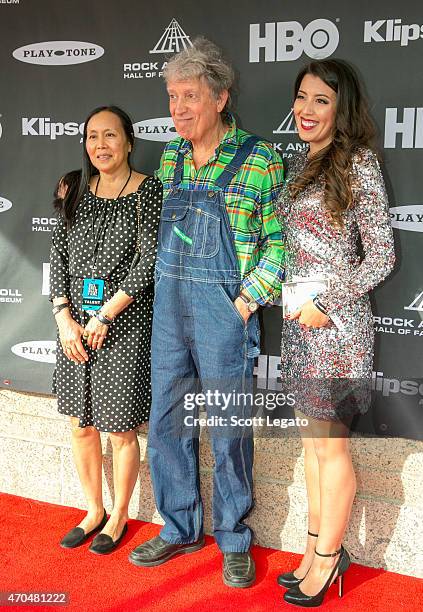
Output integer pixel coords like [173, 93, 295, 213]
[49, 106, 162, 554]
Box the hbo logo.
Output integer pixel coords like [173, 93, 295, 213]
[249, 19, 339, 62]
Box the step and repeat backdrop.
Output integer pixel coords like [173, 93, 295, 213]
[0, 0, 421, 438]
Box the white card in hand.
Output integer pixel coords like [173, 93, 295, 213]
[282, 277, 329, 317]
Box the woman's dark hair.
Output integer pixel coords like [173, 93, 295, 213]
[53, 169, 82, 216]
[57, 105, 135, 226]
[289, 59, 377, 228]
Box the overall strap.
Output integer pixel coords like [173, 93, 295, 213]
[214, 136, 260, 190]
[172, 146, 186, 187]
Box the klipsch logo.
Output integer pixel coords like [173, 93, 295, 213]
[390, 205, 423, 232]
[249, 19, 339, 62]
[13, 41, 104, 65]
[0, 196, 12, 212]
[133, 117, 177, 142]
[11, 340, 56, 363]
[123, 18, 192, 79]
[384, 108, 423, 148]
[364, 19, 423, 47]
[373, 371, 423, 400]
[22, 118, 84, 140]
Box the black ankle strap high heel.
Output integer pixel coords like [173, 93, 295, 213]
[277, 530, 318, 588]
[283, 545, 351, 607]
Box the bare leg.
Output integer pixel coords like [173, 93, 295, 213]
[100, 430, 140, 540]
[299, 418, 356, 596]
[70, 417, 104, 531]
[292, 412, 321, 578]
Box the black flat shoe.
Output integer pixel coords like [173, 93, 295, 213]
[88, 523, 128, 555]
[223, 551, 256, 588]
[129, 535, 205, 567]
[277, 530, 318, 588]
[60, 509, 108, 549]
[284, 545, 351, 607]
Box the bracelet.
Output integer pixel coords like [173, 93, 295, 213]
[312, 296, 328, 316]
[95, 312, 114, 326]
[52, 303, 69, 316]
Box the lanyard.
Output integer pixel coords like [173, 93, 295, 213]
[90, 168, 132, 276]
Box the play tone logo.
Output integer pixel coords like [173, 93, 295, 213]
[390, 205, 423, 232]
[11, 341, 56, 363]
[133, 117, 177, 142]
[13, 41, 104, 65]
[0, 196, 12, 212]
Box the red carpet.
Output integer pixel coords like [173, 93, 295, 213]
[0, 493, 421, 611]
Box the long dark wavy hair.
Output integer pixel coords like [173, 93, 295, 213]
[289, 59, 377, 228]
[55, 105, 135, 226]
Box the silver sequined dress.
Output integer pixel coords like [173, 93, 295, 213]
[276, 147, 395, 421]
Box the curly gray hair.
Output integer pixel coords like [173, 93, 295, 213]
[163, 37, 235, 116]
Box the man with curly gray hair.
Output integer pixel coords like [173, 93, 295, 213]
[129, 37, 284, 588]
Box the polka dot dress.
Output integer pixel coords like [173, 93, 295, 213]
[50, 176, 163, 432]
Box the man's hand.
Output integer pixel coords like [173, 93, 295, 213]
[234, 296, 251, 323]
[286, 299, 330, 329]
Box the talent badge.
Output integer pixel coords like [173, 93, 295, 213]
[81, 278, 105, 312]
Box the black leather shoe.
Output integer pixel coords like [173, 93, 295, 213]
[88, 523, 128, 555]
[60, 509, 108, 549]
[223, 551, 256, 588]
[277, 570, 305, 589]
[284, 546, 351, 607]
[129, 535, 205, 567]
[277, 531, 318, 588]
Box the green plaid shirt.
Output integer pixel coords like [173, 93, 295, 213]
[156, 117, 285, 305]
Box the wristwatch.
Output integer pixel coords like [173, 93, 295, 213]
[238, 292, 259, 313]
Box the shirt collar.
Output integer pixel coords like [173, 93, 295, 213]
[179, 114, 238, 157]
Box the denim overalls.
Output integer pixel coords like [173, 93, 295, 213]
[148, 137, 260, 552]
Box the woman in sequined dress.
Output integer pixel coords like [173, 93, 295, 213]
[275, 60, 395, 607]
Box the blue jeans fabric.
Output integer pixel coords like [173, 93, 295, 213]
[148, 138, 260, 552]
